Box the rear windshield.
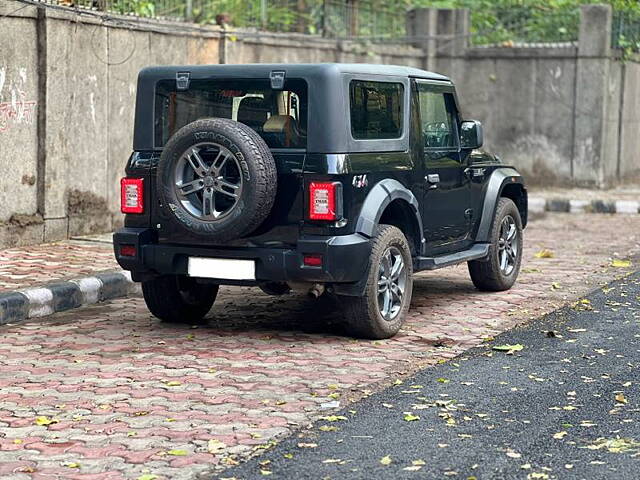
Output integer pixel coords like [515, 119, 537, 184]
[155, 79, 308, 149]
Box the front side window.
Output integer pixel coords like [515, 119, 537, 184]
[350, 81, 404, 140]
[155, 79, 307, 149]
[417, 85, 457, 149]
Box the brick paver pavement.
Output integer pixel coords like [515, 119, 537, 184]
[0, 214, 639, 480]
[0, 241, 118, 292]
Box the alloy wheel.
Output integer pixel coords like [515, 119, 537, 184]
[498, 215, 518, 275]
[173, 142, 243, 221]
[377, 246, 407, 321]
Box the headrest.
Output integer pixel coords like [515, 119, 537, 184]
[263, 115, 294, 133]
[237, 97, 269, 126]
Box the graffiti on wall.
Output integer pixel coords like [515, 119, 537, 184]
[0, 66, 37, 133]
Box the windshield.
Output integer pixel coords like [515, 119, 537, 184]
[154, 78, 308, 149]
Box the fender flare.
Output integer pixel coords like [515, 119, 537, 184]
[355, 179, 424, 251]
[475, 168, 526, 242]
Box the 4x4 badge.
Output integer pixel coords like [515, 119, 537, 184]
[352, 174, 368, 188]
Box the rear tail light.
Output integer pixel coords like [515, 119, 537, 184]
[119, 245, 137, 257]
[308, 181, 341, 221]
[120, 178, 144, 214]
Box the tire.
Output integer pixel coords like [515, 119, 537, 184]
[468, 197, 523, 291]
[142, 275, 218, 324]
[339, 225, 413, 339]
[157, 118, 277, 242]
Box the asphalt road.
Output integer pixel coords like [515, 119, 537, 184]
[219, 271, 640, 480]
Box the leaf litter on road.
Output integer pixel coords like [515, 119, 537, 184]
[493, 344, 525, 354]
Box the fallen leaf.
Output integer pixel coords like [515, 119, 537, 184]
[137, 475, 158, 480]
[615, 393, 628, 404]
[534, 249, 554, 258]
[553, 431, 568, 439]
[320, 415, 347, 422]
[380, 455, 392, 466]
[412, 459, 426, 466]
[166, 449, 189, 456]
[611, 259, 631, 268]
[319, 425, 339, 432]
[403, 465, 422, 471]
[404, 414, 420, 422]
[506, 449, 521, 458]
[62, 462, 80, 468]
[35, 416, 58, 426]
[528, 473, 549, 480]
[208, 439, 226, 454]
[164, 381, 182, 387]
[297, 443, 318, 448]
[437, 378, 450, 383]
[260, 470, 272, 476]
[322, 458, 343, 464]
[493, 344, 524, 354]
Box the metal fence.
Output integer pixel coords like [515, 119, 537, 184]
[35, 0, 406, 38]
[29, 0, 640, 49]
[468, 7, 580, 46]
[612, 10, 640, 52]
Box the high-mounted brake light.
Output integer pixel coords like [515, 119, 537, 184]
[308, 182, 341, 221]
[120, 178, 144, 214]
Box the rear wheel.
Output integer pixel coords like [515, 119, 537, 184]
[468, 197, 523, 291]
[339, 225, 413, 339]
[142, 275, 218, 324]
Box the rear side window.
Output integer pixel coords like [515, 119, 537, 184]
[155, 79, 308, 149]
[349, 81, 404, 140]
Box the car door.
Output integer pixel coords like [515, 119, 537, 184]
[416, 80, 472, 254]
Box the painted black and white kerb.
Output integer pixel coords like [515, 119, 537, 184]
[528, 197, 640, 215]
[0, 271, 136, 325]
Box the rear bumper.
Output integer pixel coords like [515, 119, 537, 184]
[113, 227, 371, 285]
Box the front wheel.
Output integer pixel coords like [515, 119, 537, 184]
[142, 275, 218, 324]
[468, 197, 523, 291]
[339, 225, 413, 339]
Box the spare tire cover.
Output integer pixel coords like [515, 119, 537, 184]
[157, 118, 277, 242]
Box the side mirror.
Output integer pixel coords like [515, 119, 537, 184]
[460, 120, 483, 150]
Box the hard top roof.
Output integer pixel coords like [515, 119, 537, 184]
[140, 63, 451, 82]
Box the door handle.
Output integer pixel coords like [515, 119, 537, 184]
[425, 174, 440, 184]
[425, 174, 440, 189]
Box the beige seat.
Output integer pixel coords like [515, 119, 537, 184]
[262, 115, 302, 148]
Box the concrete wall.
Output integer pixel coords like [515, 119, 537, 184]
[0, 1, 638, 248]
[0, 1, 221, 246]
[447, 48, 579, 184]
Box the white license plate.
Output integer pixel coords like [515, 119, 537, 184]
[187, 257, 255, 280]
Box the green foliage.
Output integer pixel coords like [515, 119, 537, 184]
[112, 0, 155, 17]
[410, 0, 640, 45]
[102, 0, 640, 50]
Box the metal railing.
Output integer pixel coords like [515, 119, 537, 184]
[612, 10, 640, 52]
[469, 7, 580, 46]
[28, 0, 640, 50]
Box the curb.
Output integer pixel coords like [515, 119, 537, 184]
[529, 197, 639, 215]
[0, 271, 137, 325]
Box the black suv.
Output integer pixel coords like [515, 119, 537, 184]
[114, 63, 527, 339]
